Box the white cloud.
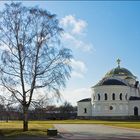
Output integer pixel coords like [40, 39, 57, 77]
[71, 59, 87, 73]
[60, 87, 91, 106]
[71, 71, 84, 78]
[62, 32, 93, 52]
[71, 59, 87, 78]
[60, 15, 87, 35]
[60, 15, 94, 52]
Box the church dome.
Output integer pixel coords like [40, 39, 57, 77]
[93, 59, 137, 88]
[105, 59, 136, 79]
[105, 67, 135, 78]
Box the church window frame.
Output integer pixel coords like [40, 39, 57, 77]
[98, 94, 100, 101]
[125, 93, 127, 100]
[134, 106, 138, 116]
[84, 108, 87, 113]
[104, 93, 107, 100]
[112, 93, 115, 100]
[120, 93, 122, 100]
[109, 106, 113, 110]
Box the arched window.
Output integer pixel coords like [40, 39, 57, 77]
[84, 108, 87, 113]
[134, 106, 138, 116]
[120, 93, 122, 100]
[109, 106, 113, 110]
[98, 94, 100, 101]
[105, 93, 107, 100]
[125, 94, 127, 100]
[112, 93, 115, 100]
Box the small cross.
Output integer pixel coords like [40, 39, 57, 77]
[117, 58, 121, 67]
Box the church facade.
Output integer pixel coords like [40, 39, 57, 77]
[77, 60, 140, 119]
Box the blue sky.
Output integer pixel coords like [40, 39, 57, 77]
[1, 1, 140, 106]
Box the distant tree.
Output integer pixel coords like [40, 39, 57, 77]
[31, 95, 50, 109]
[59, 101, 74, 119]
[0, 3, 72, 131]
[0, 102, 5, 120]
[31, 95, 51, 120]
[0, 104, 5, 112]
[0, 95, 14, 122]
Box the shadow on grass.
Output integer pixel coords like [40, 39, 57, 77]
[0, 128, 48, 138]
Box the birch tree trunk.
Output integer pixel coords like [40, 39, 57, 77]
[23, 106, 28, 131]
[0, 2, 72, 131]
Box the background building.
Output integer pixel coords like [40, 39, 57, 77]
[78, 59, 140, 119]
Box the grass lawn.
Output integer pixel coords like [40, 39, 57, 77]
[0, 121, 53, 137]
[0, 120, 140, 137]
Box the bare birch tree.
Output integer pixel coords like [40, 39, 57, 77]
[0, 3, 72, 131]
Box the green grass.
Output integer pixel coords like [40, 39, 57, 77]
[0, 120, 140, 137]
[0, 121, 53, 137]
[103, 122, 140, 129]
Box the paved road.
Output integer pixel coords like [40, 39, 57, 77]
[54, 124, 140, 139]
[0, 124, 140, 140]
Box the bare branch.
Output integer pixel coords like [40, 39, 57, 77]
[0, 2, 72, 131]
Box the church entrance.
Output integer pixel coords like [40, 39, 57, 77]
[134, 107, 138, 116]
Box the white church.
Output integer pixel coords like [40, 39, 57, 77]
[77, 59, 140, 119]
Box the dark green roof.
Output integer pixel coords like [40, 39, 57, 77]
[93, 78, 128, 87]
[129, 96, 140, 100]
[105, 67, 136, 78]
[78, 98, 91, 102]
[102, 79, 127, 86]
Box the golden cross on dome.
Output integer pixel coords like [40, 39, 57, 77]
[117, 58, 121, 68]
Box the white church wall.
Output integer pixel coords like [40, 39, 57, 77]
[92, 101, 129, 116]
[129, 87, 138, 97]
[128, 101, 140, 116]
[92, 85, 131, 101]
[92, 85, 130, 116]
[77, 101, 92, 116]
